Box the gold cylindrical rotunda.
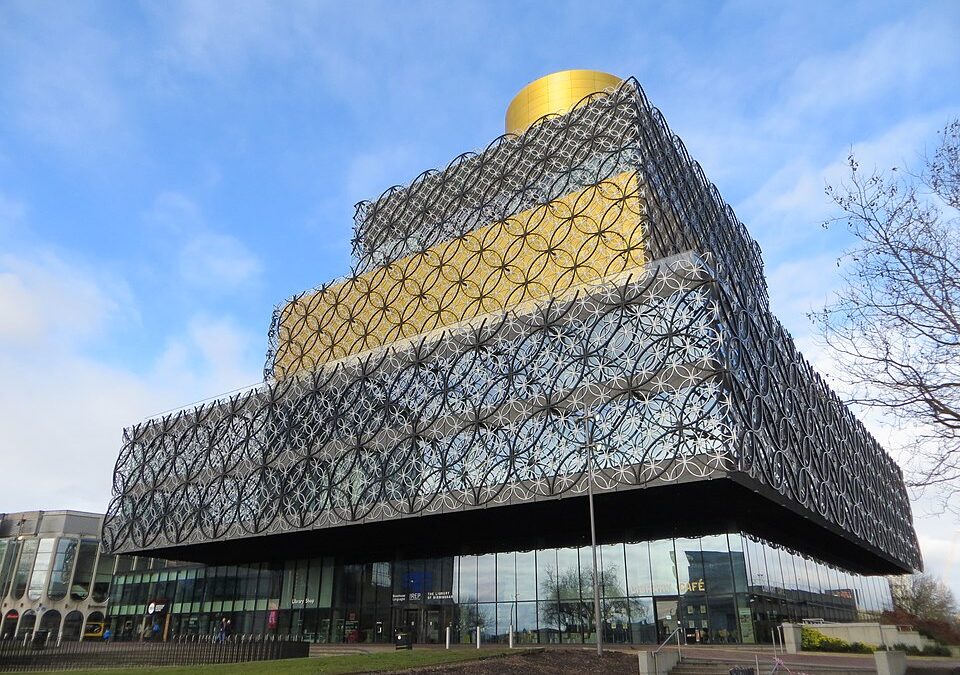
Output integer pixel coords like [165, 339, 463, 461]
[505, 69, 622, 135]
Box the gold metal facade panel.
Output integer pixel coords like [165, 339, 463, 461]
[505, 70, 622, 135]
[274, 171, 645, 378]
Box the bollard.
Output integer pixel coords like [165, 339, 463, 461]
[445, 625, 451, 650]
[476, 626, 480, 649]
[509, 623, 513, 649]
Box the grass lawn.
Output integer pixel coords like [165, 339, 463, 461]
[21, 648, 517, 675]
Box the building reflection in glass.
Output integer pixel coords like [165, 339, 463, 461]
[106, 533, 893, 645]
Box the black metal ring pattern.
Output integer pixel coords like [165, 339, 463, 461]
[103, 79, 921, 572]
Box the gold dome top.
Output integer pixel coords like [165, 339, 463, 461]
[505, 70, 623, 135]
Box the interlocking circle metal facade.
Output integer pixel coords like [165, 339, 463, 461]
[102, 78, 922, 573]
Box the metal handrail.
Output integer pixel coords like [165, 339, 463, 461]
[654, 627, 683, 656]
[652, 627, 683, 675]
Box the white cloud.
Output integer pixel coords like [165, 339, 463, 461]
[145, 191, 206, 235]
[0, 251, 133, 349]
[0, 248, 262, 514]
[154, 315, 262, 405]
[914, 510, 960, 588]
[738, 111, 957, 259]
[781, 11, 960, 119]
[178, 232, 262, 290]
[146, 0, 374, 99]
[145, 191, 263, 292]
[150, 0, 295, 76]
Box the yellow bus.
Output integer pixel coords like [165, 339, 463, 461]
[83, 621, 105, 639]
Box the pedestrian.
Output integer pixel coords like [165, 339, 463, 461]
[103, 628, 112, 642]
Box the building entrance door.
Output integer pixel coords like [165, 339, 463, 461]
[654, 598, 680, 644]
[425, 608, 441, 644]
[393, 605, 454, 644]
[401, 609, 419, 643]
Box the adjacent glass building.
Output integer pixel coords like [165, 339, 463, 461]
[100, 71, 918, 645]
[0, 510, 158, 641]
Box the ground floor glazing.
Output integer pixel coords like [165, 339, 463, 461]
[107, 532, 894, 645]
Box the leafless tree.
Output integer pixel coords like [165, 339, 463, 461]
[890, 573, 958, 623]
[811, 120, 960, 511]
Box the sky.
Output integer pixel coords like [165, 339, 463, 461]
[1, 1, 959, 594]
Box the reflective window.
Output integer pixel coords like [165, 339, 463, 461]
[478, 603, 495, 641]
[496, 552, 515, 602]
[0, 540, 20, 600]
[516, 601, 537, 643]
[114, 556, 133, 574]
[600, 544, 626, 598]
[28, 538, 55, 601]
[516, 551, 536, 601]
[304, 559, 322, 609]
[536, 549, 557, 601]
[477, 554, 496, 602]
[604, 596, 631, 643]
[12, 538, 38, 600]
[700, 534, 733, 595]
[71, 531, 905, 646]
[649, 539, 678, 596]
[706, 594, 737, 643]
[555, 548, 579, 601]
[676, 537, 704, 593]
[318, 556, 334, 609]
[91, 551, 115, 603]
[458, 556, 477, 603]
[625, 542, 652, 596]
[48, 538, 77, 600]
[762, 542, 784, 591]
[629, 596, 656, 643]
[726, 534, 747, 593]
[538, 599, 560, 643]
[0, 541, 7, 599]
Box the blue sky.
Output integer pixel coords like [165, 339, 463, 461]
[2, 1, 959, 589]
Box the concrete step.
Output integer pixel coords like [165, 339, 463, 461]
[308, 644, 379, 656]
[670, 659, 876, 675]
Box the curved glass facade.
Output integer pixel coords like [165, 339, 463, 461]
[106, 532, 893, 645]
[27, 538, 55, 601]
[0, 540, 19, 600]
[11, 538, 38, 600]
[92, 549, 115, 603]
[69, 539, 99, 601]
[47, 537, 77, 600]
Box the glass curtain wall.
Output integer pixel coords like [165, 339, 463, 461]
[0, 540, 21, 600]
[105, 533, 895, 646]
[27, 538, 55, 601]
[47, 538, 78, 600]
[12, 539, 39, 600]
[70, 540, 99, 601]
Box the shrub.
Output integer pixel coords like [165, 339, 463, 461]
[889, 642, 951, 657]
[893, 643, 922, 655]
[921, 644, 951, 657]
[801, 627, 874, 653]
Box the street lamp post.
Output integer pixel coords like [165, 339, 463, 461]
[585, 414, 603, 657]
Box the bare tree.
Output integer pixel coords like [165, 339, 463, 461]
[811, 120, 960, 510]
[889, 573, 958, 623]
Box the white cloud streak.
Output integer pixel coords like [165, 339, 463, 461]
[0, 247, 261, 514]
